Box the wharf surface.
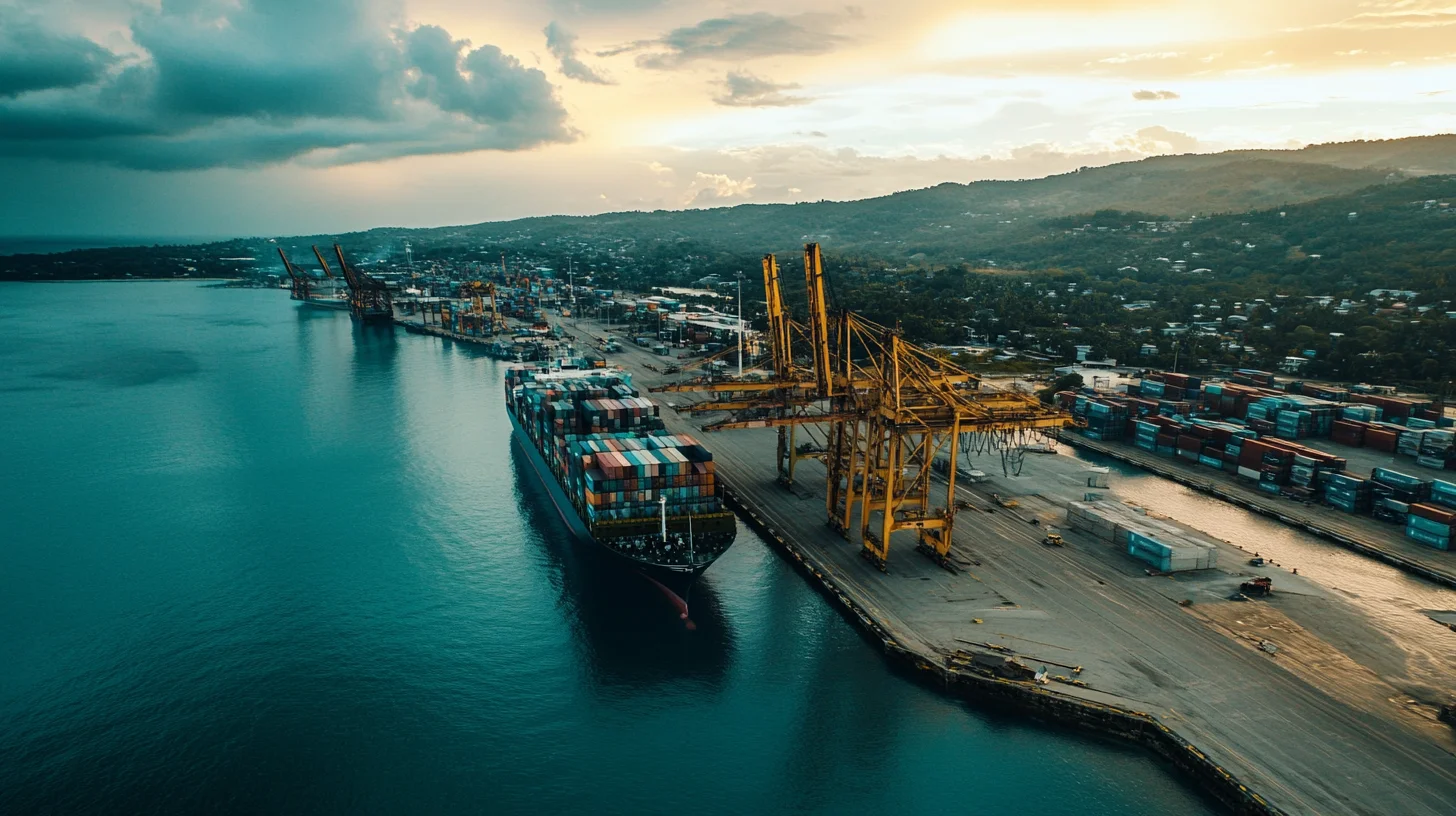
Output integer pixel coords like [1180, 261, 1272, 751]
[396, 317, 496, 345]
[532, 315, 1456, 816]
[1059, 432, 1456, 590]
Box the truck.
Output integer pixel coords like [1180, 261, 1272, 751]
[634, 336, 653, 347]
[652, 344, 670, 356]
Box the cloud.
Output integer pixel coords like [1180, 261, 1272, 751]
[1132, 89, 1180, 101]
[544, 21, 613, 84]
[0, 6, 117, 98]
[0, 0, 574, 171]
[685, 171, 757, 205]
[713, 72, 809, 107]
[612, 134, 1219, 209]
[1118, 126, 1200, 154]
[603, 9, 862, 69]
[1098, 52, 1181, 64]
[551, 0, 669, 13]
[1323, 4, 1456, 31]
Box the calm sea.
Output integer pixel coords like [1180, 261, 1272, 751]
[0, 283, 1217, 814]
[0, 236, 233, 256]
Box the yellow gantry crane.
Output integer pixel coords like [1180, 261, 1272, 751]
[463, 281, 508, 334]
[654, 243, 1070, 572]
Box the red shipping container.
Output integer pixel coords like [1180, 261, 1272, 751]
[1366, 429, 1398, 453]
[1177, 435, 1202, 451]
[1409, 503, 1456, 524]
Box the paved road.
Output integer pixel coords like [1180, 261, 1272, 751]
[555, 316, 1456, 816]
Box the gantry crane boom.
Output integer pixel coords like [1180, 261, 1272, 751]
[330, 243, 393, 322]
[653, 243, 1071, 572]
[803, 244, 834, 398]
[311, 245, 337, 280]
[277, 248, 311, 301]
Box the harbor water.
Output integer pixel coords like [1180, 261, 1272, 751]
[0, 283, 1216, 814]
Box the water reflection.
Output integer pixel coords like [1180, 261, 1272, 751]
[509, 442, 734, 692]
[349, 319, 398, 370]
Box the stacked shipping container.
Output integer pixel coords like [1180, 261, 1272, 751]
[505, 367, 724, 525]
[1065, 501, 1219, 571]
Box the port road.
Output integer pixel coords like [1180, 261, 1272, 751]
[550, 314, 1456, 816]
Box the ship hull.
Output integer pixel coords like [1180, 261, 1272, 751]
[508, 410, 710, 614]
[299, 297, 350, 311]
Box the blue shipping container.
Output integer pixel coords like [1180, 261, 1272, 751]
[1405, 525, 1452, 550]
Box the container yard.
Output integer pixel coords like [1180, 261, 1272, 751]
[540, 306, 1456, 816]
[1060, 369, 1456, 568]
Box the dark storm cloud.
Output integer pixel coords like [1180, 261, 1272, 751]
[712, 72, 809, 107]
[544, 21, 613, 84]
[0, 0, 574, 171]
[129, 0, 400, 121]
[601, 9, 862, 69]
[1132, 89, 1180, 101]
[0, 6, 117, 98]
[406, 25, 572, 130]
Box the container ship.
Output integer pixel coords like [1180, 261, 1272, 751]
[505, 361, 737, 615]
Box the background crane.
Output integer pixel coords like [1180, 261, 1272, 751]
[326, 244, 393, 322]
[276, 248, 311, 301]
[655, 243, 1071, 572]
[463, 281, 508, 335]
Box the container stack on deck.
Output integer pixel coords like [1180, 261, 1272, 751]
[505, 367, 723, 525]
[574, 434, 719, 523]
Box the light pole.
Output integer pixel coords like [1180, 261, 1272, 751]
[736, 271, 744, 377]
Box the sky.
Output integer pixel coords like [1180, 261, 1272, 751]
[1, 0, 1454, 237]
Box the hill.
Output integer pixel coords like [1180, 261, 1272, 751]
[379, 135, 1453, 266]
[2, 134, 1453, 283]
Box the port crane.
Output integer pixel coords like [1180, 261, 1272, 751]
[319, 244, 392, 322]
[458, 280, 508, 335]
[654, 244, 1071, 571]
[276, 248, 312, 302]
[308, 245, 338, 280]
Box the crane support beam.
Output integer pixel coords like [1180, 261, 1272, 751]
[803, 243, 834, 398]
